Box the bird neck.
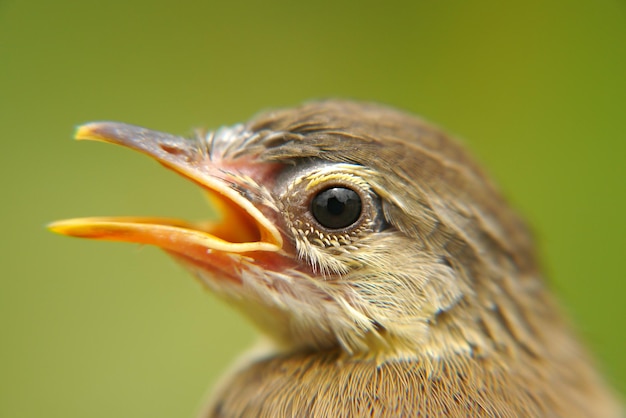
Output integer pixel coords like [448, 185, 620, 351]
[204, 331, 622, 418]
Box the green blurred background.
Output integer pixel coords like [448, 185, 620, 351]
[1, 1, 625, 416]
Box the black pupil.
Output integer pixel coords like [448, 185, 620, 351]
[311, 187, 362, 229]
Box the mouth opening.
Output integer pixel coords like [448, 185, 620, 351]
[48, 121, 282, 256]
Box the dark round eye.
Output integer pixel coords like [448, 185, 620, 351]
[311, 187, 362, 229]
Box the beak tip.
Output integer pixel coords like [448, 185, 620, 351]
[47, 220, 72, 236]
[74, 123, 107, 142]
[47, 219, 93, 238]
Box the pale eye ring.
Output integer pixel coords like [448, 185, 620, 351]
[310, 187, 362, 230]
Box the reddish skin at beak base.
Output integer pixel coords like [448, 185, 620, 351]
[49, 121, 290, 285]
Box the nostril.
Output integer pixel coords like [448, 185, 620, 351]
[159, 143, 185, 155]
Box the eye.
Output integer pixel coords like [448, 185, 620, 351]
[311, 187, 362, 229]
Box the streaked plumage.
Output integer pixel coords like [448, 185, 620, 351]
[51, 100, 622, 417]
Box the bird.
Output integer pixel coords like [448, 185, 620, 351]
[50, 100, 622, 417]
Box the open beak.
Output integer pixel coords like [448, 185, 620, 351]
[49, 122, 283, 281]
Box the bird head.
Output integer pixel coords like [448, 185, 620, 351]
[50, 100, 542, 360]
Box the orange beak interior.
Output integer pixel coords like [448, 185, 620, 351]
[48, 122, 283, 258]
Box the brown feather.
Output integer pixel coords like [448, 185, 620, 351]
[57, 100, 622, 417]
[207, 347, 619, 417]
[198, 100, 621, 417]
